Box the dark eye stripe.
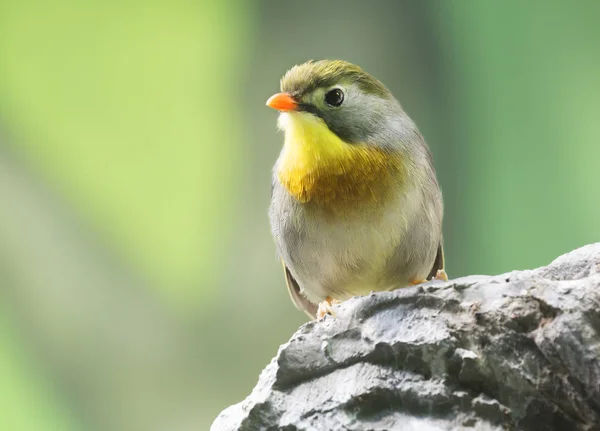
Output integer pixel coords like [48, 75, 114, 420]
[297, 103, 323, 118]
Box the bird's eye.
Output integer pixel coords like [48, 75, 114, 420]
[324, 88, 344, 107]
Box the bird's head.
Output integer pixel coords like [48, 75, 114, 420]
[266, 59, 414, 148]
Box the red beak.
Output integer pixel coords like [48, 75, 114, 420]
[266, 93, 298, 111]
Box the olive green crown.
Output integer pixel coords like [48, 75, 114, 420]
[280, 60, 390, 99]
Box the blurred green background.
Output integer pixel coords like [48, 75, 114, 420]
[1, 1, 599, 430]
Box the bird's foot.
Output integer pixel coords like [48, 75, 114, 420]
[410, 269, 449, 286]
[316, 296, 341, 319]
[434, 269, 449, 281]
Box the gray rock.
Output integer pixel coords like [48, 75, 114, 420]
[212, 244, 600, 431]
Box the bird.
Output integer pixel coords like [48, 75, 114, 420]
[266, 60, 447, 319]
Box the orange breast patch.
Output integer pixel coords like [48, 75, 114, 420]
[278, 146, 405, 213]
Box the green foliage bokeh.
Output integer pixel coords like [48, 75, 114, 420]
[0, 0, 248, 304]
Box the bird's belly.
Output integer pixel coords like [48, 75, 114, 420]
[281, 202, 408, 303]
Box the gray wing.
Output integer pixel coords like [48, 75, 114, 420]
[272, 176, 318, 319]
[282, 260, 318, 319]
[427, 242, 445, 280]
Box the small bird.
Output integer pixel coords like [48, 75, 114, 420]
[266, 60, 447, 319]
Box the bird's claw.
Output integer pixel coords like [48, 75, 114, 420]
[316, 296, 341, 319]
[434, 269, 449, 281]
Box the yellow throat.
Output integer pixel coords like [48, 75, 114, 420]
[277, 112, 405, 209]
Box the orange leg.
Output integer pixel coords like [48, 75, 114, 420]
[411, 269, 449, 286]
[316, 296, 341, 319]
[434, 269, 449, 281]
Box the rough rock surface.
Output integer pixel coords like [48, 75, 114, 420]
[212, 244, 600, 431]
